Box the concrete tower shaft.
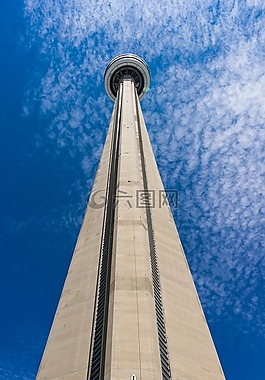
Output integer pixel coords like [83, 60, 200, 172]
[36, 55, 226, 380]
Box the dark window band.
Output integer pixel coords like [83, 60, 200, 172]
[88, 84, 123, 380]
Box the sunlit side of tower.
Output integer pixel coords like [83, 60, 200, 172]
[36, 54, 226, 380]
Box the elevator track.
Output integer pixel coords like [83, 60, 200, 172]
[135, 88, 172, 380]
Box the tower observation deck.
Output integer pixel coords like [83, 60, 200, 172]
[104, 54, 150, 100]
[36, 54, 226, 380]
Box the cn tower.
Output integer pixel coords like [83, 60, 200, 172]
[36, 54, 226, 380]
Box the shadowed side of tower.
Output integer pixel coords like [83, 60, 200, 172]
[36, 54, 226, 380]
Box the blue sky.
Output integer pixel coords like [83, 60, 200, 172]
[0, 0, 264, 378]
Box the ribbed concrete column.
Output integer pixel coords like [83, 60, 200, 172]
[36, 54, 226, 380]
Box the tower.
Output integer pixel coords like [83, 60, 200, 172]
[36, 54, 226, 380]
